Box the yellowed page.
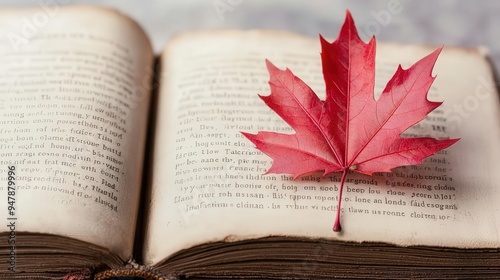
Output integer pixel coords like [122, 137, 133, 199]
[144, 30, 500, 265]
[0, 6, 153, 259]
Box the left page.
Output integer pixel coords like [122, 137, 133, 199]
[0, 6, 153, 260]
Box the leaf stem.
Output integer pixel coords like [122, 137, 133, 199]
[333, 168, 348, 232]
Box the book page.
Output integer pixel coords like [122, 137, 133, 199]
[0, 6, 153, 259]
[144, 30, 500, 265]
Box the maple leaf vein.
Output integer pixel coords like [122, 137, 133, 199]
[348, 68, 430, 166]
[274, 76, 343, 165]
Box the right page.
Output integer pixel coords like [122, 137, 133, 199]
[144, 30, 500, 266]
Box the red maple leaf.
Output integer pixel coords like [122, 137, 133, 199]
[242, 11, 459, 232]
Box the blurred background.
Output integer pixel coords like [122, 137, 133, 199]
[1, 0, 498, 69]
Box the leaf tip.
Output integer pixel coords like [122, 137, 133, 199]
[240, 131, 255, 142]
[264, 59, 273, 69]
[430, 100, 443, 108]
[425, 46, 444, 66]
[344, 10, 354, 25]
[449, 137, 461, 145]
[319, 33, 328, 45]
[340, 9, 360, 39]
[265, 59, 280, 72]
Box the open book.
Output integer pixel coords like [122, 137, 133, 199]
[1, 6, 500, 280]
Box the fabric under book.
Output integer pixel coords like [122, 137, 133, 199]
[0, 5, 500, 280]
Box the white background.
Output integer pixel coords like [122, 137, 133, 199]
[0, 0, 498, 70]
